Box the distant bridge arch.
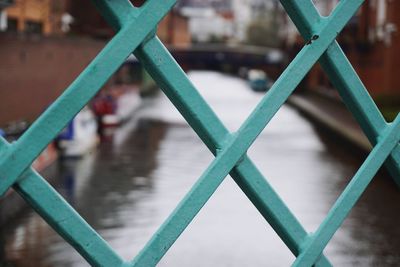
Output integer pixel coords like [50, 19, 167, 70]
[169, 43, 285, 78]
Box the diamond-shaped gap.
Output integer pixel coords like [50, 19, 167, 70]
[0, 0, 145, 151]
[131, 58, 324, 256]
[86, 68, 304, 264]
[135, 69, 368, 266]
[2, 119, 182, 266]
[98, 120, 215, 261]
[0, 154, 104, 266]
[0, 36, 107, 131]
[323, 165, 400, 266]
[247, 95, 369, 235]
[332, 17, 399, 124]
[131, 0, 146, 7]
[313, 0, 340, 17]
[0, 6, 122, 151]
[188, 70, 266, 132]
[0, 0, 153, 155]
[0, 9, 145, 267]
[159, 175, 294, 266]
[0, 26, 128, 209]
[291, 62, 372, 152]
[0, 117, 204, 265]
[132, 69, 268, 132]
[0, 165, 90, 267]
[132, 71, 188, 125]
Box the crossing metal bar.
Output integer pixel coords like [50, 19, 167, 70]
[135, 36, 332, 266]
[129, 1, 364, 265]
[293, 114, 400, 266]
[281, 0, 400, 187]
[0, 0, 177, 197]
[0, 137, 126, 266]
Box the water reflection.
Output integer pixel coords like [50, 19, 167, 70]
[0, 71, 399, 267]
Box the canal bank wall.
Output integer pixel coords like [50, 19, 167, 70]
[288, 92, 372, 153]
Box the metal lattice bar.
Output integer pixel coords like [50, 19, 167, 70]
[292, 114, 400, 266]
[0, 0, 398, 266]
[16, 170, 127, 266]
[0, 0, 177, 196]
[281, 0, 400, 187]
[135, 36, 332, 266]
[128, 0, 364, 265]
[0, 138, 126, 266]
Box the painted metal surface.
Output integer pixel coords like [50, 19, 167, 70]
[0, 0, 398, 266]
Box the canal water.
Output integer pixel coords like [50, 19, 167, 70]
[1, 71, 399, 266]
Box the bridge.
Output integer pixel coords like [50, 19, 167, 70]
[125, 43, 285, 81]
[168, 43, 284, 77]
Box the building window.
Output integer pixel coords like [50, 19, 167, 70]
[25, 20, 43, 34]
[6, 18, 17, 32]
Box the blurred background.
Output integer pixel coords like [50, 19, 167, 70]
[0, 0, 399, 266]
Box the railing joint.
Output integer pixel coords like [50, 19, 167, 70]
[299, 232, 314, 252]
[140, 29, 158, 48]
[235, 153, 247, 168]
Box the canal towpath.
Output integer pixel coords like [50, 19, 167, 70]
[288, 91, 372, 153]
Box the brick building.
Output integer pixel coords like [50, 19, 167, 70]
[347, 0, 399, 97]
[69, 0, 191, 47]
[288, 0, 400, 98]
[178, 0, 234, 43]
[0, 1, 191, 126]
[3, 0, 191, 46]
[5, 0, 69, 35]
[158, 11, 191, 47]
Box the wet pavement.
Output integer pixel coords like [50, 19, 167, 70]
[1, 71, 399, 266]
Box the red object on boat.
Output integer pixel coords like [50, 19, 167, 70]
[92, 95, 117, 116]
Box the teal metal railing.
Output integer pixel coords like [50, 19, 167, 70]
[0, 0, 399, 266]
